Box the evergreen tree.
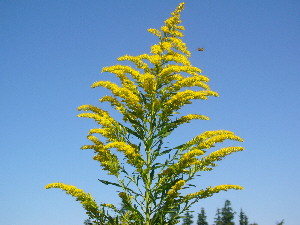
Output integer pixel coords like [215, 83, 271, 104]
[84, 219, 93, 225]
[239, 209, 248, 225]
[197, 208, 208, 225]
[276, 220, 284, 225]
[214, 208, 222, 225]
[182, 211, 194, 225]
[221, 200, 235, 225]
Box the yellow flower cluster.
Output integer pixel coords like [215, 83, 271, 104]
[148, 2, 190, 58]
[118, 55, 150, 71]
[163, 52, 191, 66]
[196, 133, 244, 150]
[177, 114, 210, 124]
[163, 74, 184, 86]
[184, 185, 244, 201]
[79, 113, 112, 127]
[100, 95, 144, 122]
[161, 74, 211, 100]
[77, 105, 125, 142]
[147, 28, 162, 38]
[93, 147, 120, 176]
[167, 180, 186, 198]
[107, 55, 166, 95]
[91, 81, 142, 112]
[200, 147, 244, 166]
[180, 149, 206, 162]
[169, 37, 191, 57]
[159, 129, 245, 179]
[150, 41, 188, 60]
[161, 41, 173, 51]
[78, 105, 114, 126]
[140, 73, 157, 94]
[69, 133, 121, 176]
[77, 105, 127, 176]
[159, 65, 201, 77]
[85, 134, 104, 147]
[100, 95, 126, 114]
[173, 75, 210, 90]
[105, 141, 145, 168]
[45, 183, 101, 218]
[162, 3, 185, 36]
[102, 65, 144, 83]
[163, 90, 218, 115]
[147, 54, 163, 65]
[160, 148, 205, 178]
[109, 71, 137, 93]
[151, 44, 164, 55]
[186, 130, 243, 148]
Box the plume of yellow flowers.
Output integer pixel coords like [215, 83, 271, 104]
[46, 2, 245, 224]
[45, 183, 104, 222]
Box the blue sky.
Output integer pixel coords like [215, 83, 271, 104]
[1, 0, 300, 224]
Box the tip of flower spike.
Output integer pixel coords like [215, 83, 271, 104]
[171, 2, 185, 16]
[176, 2, 185, 10]
[178, 2, 185, 9]
[45, 183, 58, 189]
[77, 105, 88, 111]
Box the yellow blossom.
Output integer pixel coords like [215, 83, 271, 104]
[147, 28, 162, 38]
[185, 130, 243, 149]
[45, 183, 101, 219]
[198, 147, 244, 167]
[151, 44, 163, 55]
[105, 142, 145, 168]
[162, 89, 218, 115]
[173, 114, 210, 127]
[91, 81, 142, 112]
[167, 180, 186, 197]
[184, 185, 244, 201]
[93, 148, 120, 176]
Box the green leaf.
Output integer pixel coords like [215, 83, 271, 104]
[98, 179, 122, 188]
[124, 125, 142, 139]
[150, 169, 155, 180]
[158, 148, 173, 156]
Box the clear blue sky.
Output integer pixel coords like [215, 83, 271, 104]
[1, 1, 299, 224]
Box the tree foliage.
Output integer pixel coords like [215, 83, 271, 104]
[197, 208, 208, 225]
[276, 220, 284, 225]
[214, 208, 222, 225]
[221, 200, 235, 225]
[84, 219, 93, 225]
[239, 209, 248, 225]
[46, 2, 244, 225]
[182, 211, 194, 225]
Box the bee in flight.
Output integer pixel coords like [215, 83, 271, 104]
[198, 48, 204, 51]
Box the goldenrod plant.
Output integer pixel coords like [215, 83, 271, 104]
[46, 3, 244, 225]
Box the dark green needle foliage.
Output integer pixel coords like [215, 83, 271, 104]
[197, 207, 208, 225]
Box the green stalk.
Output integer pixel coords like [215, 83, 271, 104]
[145, 90, 157, 225]
[145, 148, 151, 225]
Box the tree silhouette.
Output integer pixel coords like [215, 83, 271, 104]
[182, 211, 194, 225]
[197, 207, 208, 225]
[239, 209, 248, 225]
[221, 200, 235, 225]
